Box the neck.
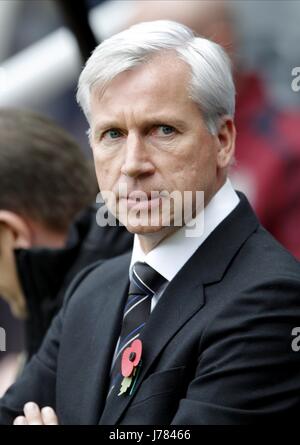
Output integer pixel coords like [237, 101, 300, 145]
[137, 226, 180, 254]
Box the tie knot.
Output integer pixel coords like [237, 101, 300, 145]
[130, 262, 167, 296]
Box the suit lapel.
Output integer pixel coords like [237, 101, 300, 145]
[71, 253, 131, 424]
[99, 193, 259, 425]
[99, 256, 205, 424]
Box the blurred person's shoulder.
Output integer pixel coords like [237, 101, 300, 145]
[276, 109, 300, 156]
[236, 72, 300, 145]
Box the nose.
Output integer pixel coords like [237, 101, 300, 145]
[120, 133, 155, 178]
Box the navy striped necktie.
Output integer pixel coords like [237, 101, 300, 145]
[107, 261, 167, 398]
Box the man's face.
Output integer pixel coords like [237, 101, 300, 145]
[90, 54, 230, 235]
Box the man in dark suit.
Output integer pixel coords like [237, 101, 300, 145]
[1, 20, 300, 425]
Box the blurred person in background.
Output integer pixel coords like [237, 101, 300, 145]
[0, 107, 95, 394]
[0, 108, 133, 395]
[124, 0, 300, 259]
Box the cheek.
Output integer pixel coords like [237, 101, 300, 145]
[93, 153, 118, 188]
[173, 150, 216, 192]
[93, 155, 104, 179]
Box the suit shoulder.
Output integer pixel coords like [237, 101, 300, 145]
[211, 225, 300, 315]
[239, 225, 300, 279]
[203, 226, 300, 339]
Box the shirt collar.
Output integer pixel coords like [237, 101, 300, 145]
[129, 179, 240, 282]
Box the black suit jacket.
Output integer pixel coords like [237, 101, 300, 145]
[1, 194, 300, 425]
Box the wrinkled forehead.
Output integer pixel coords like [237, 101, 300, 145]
[88, 57, 204, 138]
[90, 51, 192, 106]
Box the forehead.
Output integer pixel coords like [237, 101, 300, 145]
[90, 54, 198, 125]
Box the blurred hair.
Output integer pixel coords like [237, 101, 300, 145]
[77, 20, 235, 135]
[0, 108, 96, 233]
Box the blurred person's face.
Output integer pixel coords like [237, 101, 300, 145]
[89, 55, 235, 252]
[125, 1, 236, 60]
[0, 221, 27, 319]
[0, 212, 67, 318]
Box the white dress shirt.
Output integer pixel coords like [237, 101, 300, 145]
[129, 178, 240, 311]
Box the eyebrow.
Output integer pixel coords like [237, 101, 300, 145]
[92, 117, 187, 136]
[93, 120, 122, 134]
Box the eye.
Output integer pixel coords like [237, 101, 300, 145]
[156, 125, 176, 136]
[103, 128, 123, 140]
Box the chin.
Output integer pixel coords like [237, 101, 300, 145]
[124, 223, 165, 235]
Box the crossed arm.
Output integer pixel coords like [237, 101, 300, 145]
[14, 403, 58, 425]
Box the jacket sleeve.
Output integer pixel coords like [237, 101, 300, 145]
[171, 274, 300, 425]
[0, 262, 100, 425]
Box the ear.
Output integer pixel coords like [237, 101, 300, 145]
[216, 117, 236, 169]
[0, 211, 32, 249]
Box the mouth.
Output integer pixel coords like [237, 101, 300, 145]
[120, 193, 162, 211]
[119, 190, 159, 200]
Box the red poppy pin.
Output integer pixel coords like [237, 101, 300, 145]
[118, 339, 143, 396]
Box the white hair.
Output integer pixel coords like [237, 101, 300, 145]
[77, 20, 235, 135]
